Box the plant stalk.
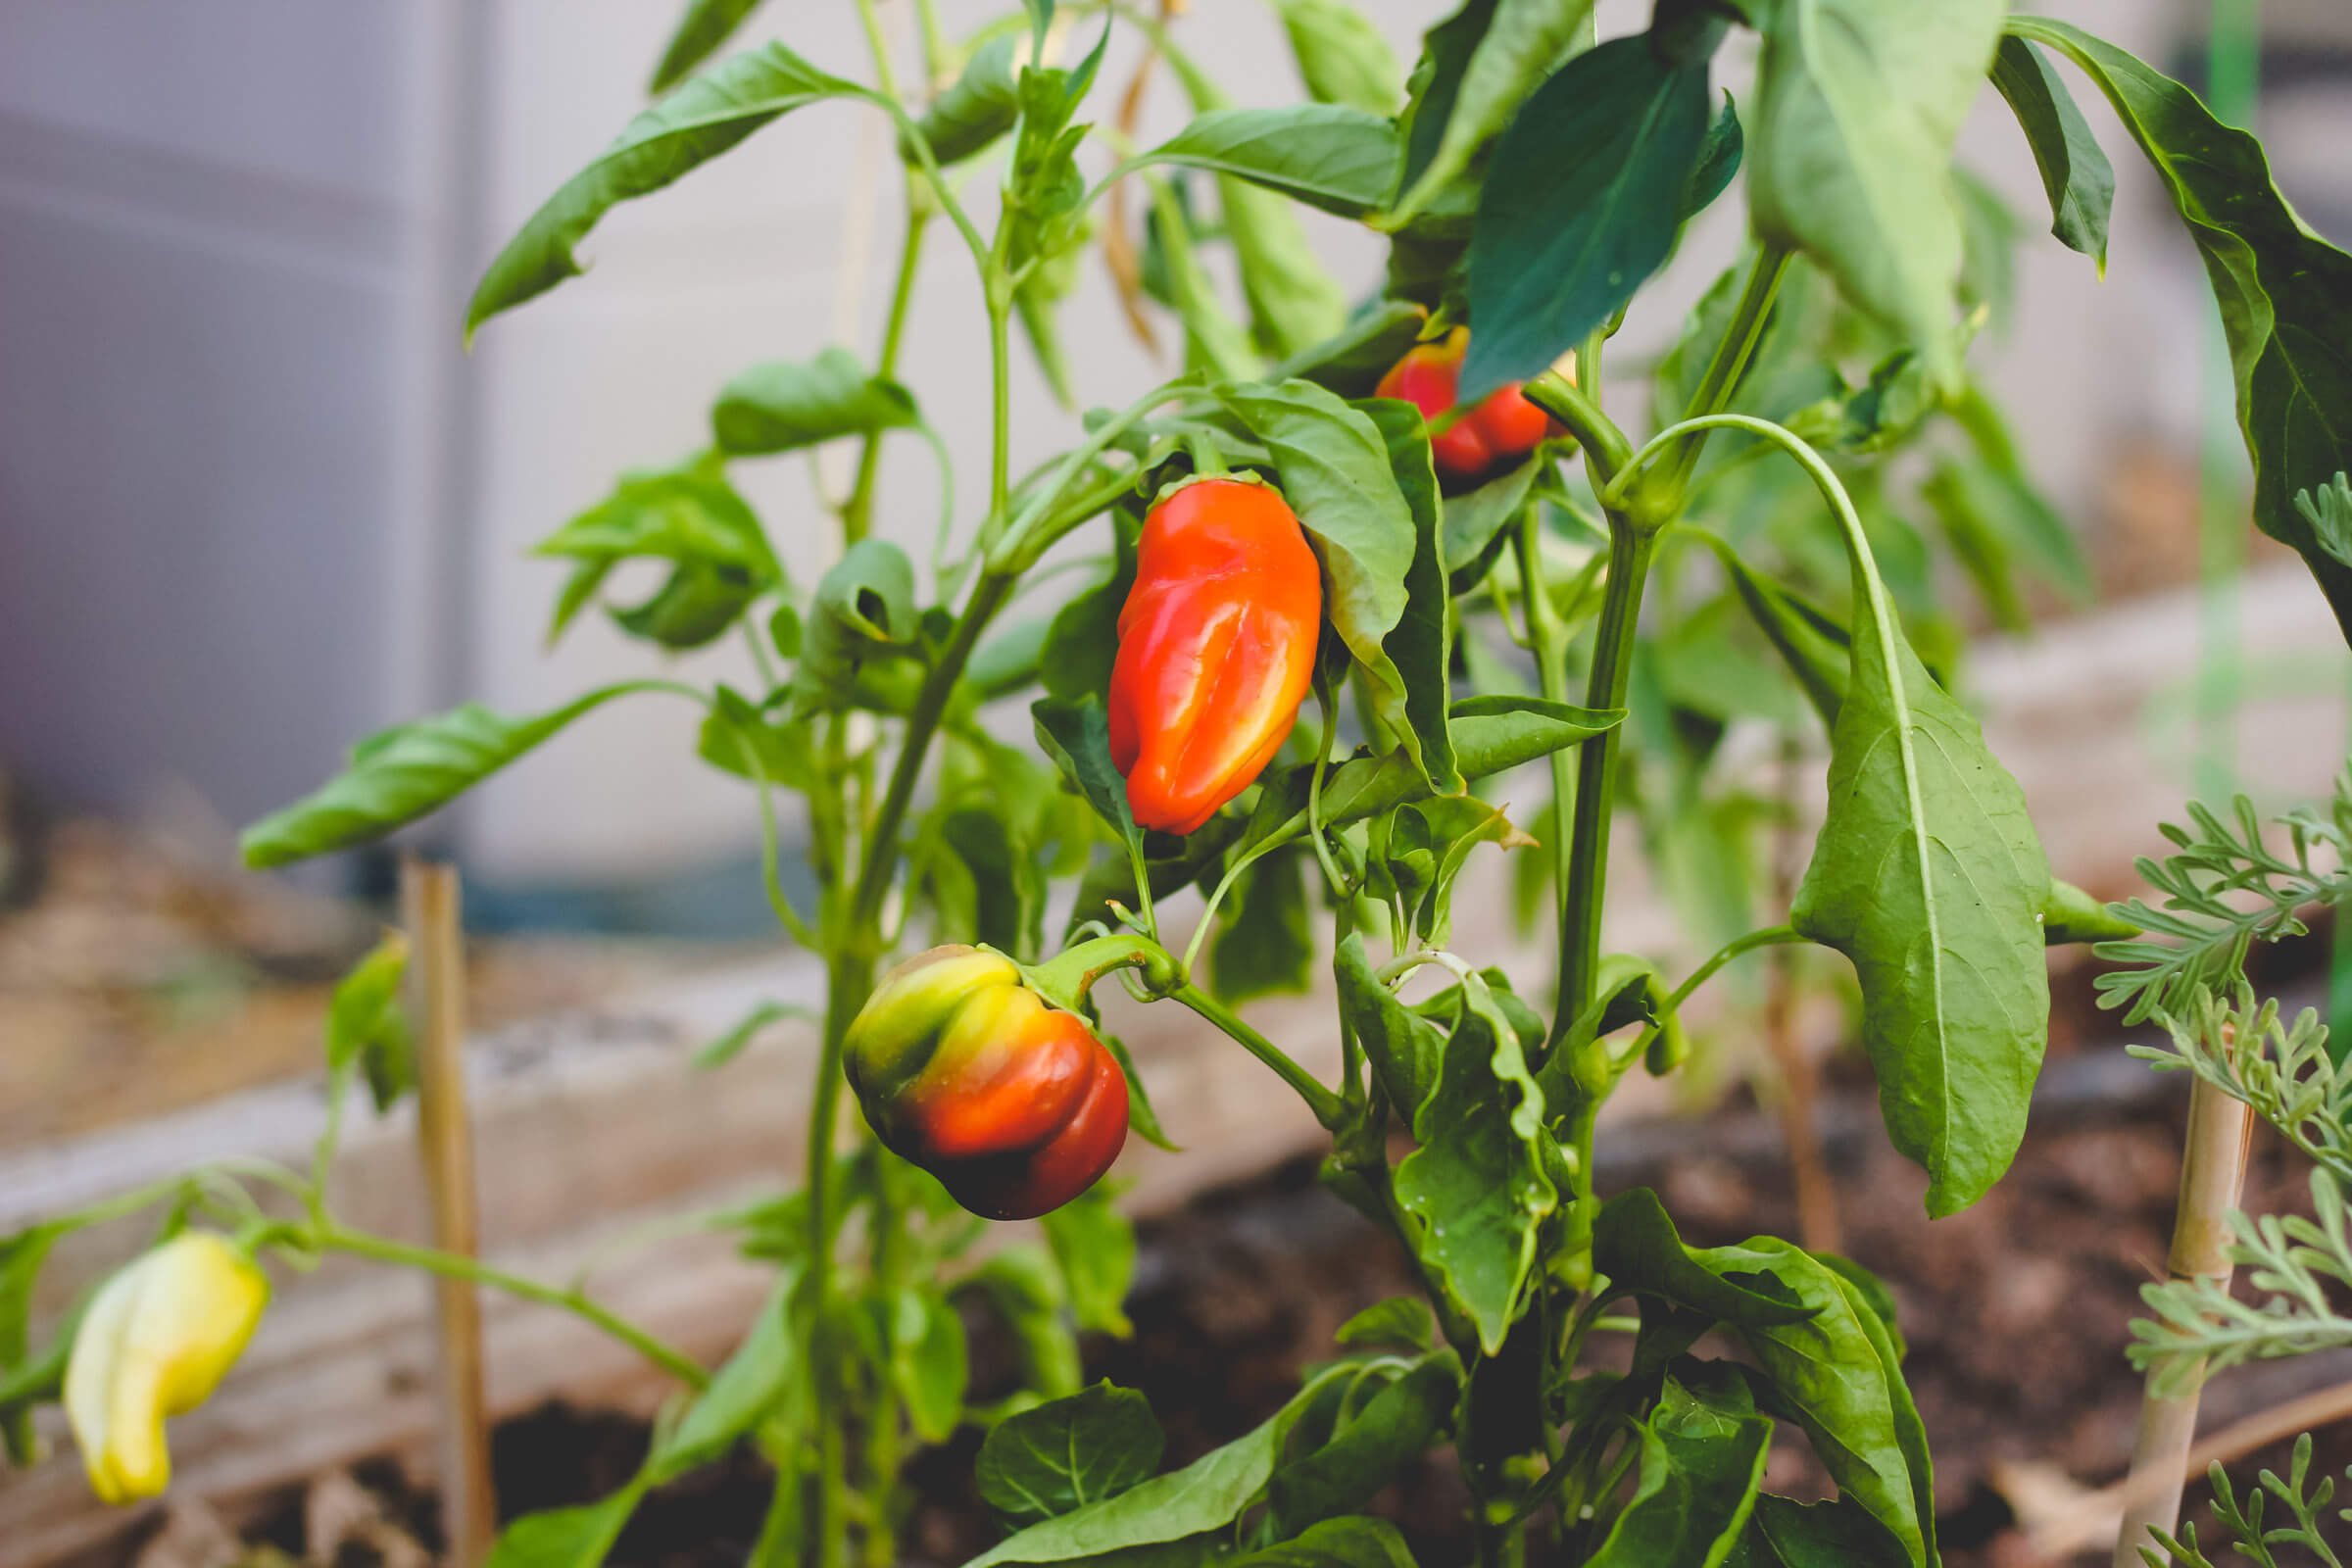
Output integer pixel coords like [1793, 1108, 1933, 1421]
[844, 211, 931, 542]
[1167, 983, 1346, 1128]
[1657, 244, 1791, 499]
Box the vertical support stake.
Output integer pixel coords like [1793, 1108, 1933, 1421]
[405, 856, 498, 1565]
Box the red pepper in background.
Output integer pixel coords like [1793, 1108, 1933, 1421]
[1377, 327, 1557, 484]
[1107, 477, 1323, 836]
[844, 946, 1128, 1220]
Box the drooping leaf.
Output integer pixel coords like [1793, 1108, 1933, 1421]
[967, 1367, 1350, 1566]
[978, 1384, 1163, 1525]
[1223, 175, 1352, 364]
[698, 686, 817, 792]
[2008, 15, 2352, 646]
[1390, 0, 1598, 226]
[1335, 931, 1446, 1119]
[648, 0, 765, 95]
[1355, 398, 1458, 791]
[906, 35, 1023, 166]
[1586, 1374, 1773, 1568]
[1987, 35, 2114, 271]
[1746, 0, 2003, 390]
[711, 348, 916, 455]
[1334, 1298, 1434, 1353]
[484, 1482, 653, 1568]
[655, 1267, 803, 1478]
[1032, 696, 1148, 884]
[534, 463, 779, 645]
[1126, 107, 1397, 220]
[1272, 302, 1431, 399]
[1267, 1356, 1458, 1537]
[1683, 90, 1744, 220]
[971, 1246, 1083, 1401]
[790, 539, 918, 716]
[611, 560, 763, 650]
[892, 1286, 970, 1445]
[469, 44, 868, 337]
[1783, 347, 1946, 456]
[326, 932, 414, 1112]
[1211, 847, 1317, 1003]
[1234, 1517, 1419, 1568]
[242, 687, 657, 868]
[1592, 1190, 1818, 1330]
[1751, 1494, 1916, 1568]
[1041, 1188, 1137, 1338]
[1461, 36, 1711, 400]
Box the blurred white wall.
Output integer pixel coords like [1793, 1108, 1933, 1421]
[0, 0, 2343, 890]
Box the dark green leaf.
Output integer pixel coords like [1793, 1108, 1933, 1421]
[692, 1000, 803, 1070]
[1274, 0, 1403, 115]
[1439, 458, 1539, 589]
[648, 0, 764, 95]
[1814, 1253, 1905, 1362]
[1128, 107, 1397, 220]
[1335, 931, 1446, 1119]
[1461, 37, 1710, 400]
[1987, 35, 2113, 270]
[612, 560, 761, 650]
[893, 1286, 970, 1445]
[790, 539, 917, 716]
[1269, 1356, 1456, 1536]
[2042, 878, 2139, 945]
[1747, 0, 2003, 389]
[656, 1267, 802, 1478]
[1032, 695, 1148, 881]
[712, 348, 916, 455]
[1683, 90, 1744, 220]
[534, 464, 778, 645]
[906, 36, 1023, 166]
[469, 44, 866, 337]
[1225, 176, 1352, 367]
[1718, 1239, 1935, 1567]
[484, 1483, 652, 1568]
[325, 932, 413, 1112]
[1751, 1494, 1915, 1568]
[242, 687, 653, 868]
[978, 1383, 1164, 1526]
[1211, 848, 1317, 1003]
[967, 1367, 1349, 1566]
[1392, 976, 1554, 1350]
[2007, 17, 2352, 643]
[699, 686, 816, 792]
[1100, 1030, 1180, 1153]
[1355, 398, 1458, 791]
[1697, 536, 1850, 728]
[1391, 0, 1597, 225]
[0, 1224, 64, 1465]
[1784, 349, 1945, 456]
[973, 1247, 1083, 1401]
[1790, 582, 2049, 1217]
[1271, 302, 1431, 399]
[1236, 1517, 1418, 1568]
[1592, 1190, 1818, 1329]
[1042, 1188, 1136, 1338]
[1334, 1298, 1434, 1353]
[1586, 1373, 1773, 1568]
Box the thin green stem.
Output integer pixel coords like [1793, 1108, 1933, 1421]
[853, 0, 902, 100]
[1167, 984, 1347, 1128]
[1522, 373, 1631, 495]
[1658, 244, 1791, 497]
[1305, 673, 1349, 899]
[845, 213, 932, 542]
[1126, 830, 1163, 945]
[1516, 503, 1576, 973]
[1668, 924, 1803, 1010]
[912, 0, 949, 85]
[805, 948, 871, 1568]
[987, 379, 1193, 571]
[742, 620, 782, 691]
[317, 1224, 707, 1389]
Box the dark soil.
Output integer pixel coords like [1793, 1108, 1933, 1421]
[216, 951, 2344, 1568]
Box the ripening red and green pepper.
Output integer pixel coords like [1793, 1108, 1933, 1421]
[845, 946, 1129, 1220]
[1107, 476, 1323, 835]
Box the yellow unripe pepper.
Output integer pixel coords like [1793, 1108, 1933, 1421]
[65, 1231, 269, 1503]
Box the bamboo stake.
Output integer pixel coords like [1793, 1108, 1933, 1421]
[404, 858, 497, 1566]
[2112, 1063, 2256, 1566]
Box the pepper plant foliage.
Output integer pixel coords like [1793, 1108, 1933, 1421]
[9, 1, 2351, 1565]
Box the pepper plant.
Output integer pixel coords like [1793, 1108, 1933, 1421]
[6, 1, 2352, 1565]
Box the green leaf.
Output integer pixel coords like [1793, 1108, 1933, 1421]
[1273, 0, 1402, 115]
[1334, 1298, 1434, 1353]
[648, 0, 764, 95]
[242, 687, 654, 868]
[892, 1286, 970, 1445]
[0, 1224, 64, 1465]
[1684, 90, 1744, 220]
[906, 35, 1023, 166]
[1392, 974, 1555, 1350]
[1355, 398, 1458, 792]
[1987, 36, 2114, 271]
[1267, 1356, 1457, 1537]
[1390, 0, 1597, 226]
[1041, 1188, 1137, 1338]
[973, 1247, 1083, 1401]
[2042, 878, 2138, 946]
[1814, 1253, 1905, 1363]
[1226, 182, 1352, 367]
[1335, 931, 1446, 1119]
[698, 686, 816, 792]
[692, 1000, 806, 1070]
[1214, 381, 1421, 770]
[1032, 695, 1148, 876]
[1271, 302, 1431, 400]
[485, 1482, 652, 1568]
[656, 1266, 802, 1478]
[977, 1383, 1164, 1526]
[967, 1367, 1348, 1566]
[1750, 1494, 1915, 1568]
[612, 560, 763, 650]
[326, 932, 414, 1112]
[1592, 1190, 1818, 1329]
[1100, 1030, 1180, 1153]
[2007, 17, 2352, 646]
[1784, 349, 1946, 456]
[1747, 0, 2003, 390]
[1586, 1373, 1773, 1568]
[1128, 107, 1397, 220]
[468, 43, 867, 338]
[1236, 1517, 1418, 1568]
[1790, 578, 2050, 1217]
[1460, 36, 1710, 400]
[1211, 847, 1317, 1003]
[534, 463, 778, 645]
[1696, 536, 1850, 728]
[1718, 1240, 1935, 1568]
[1145, 175, 1265, 384]
[790, 538, 917, 716]
[711, 348, 916, 455]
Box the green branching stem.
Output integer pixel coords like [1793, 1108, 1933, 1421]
[1522, 374, 1631, 496]
[1655, 244, 1792, 499]
[1167, 983, 1348, 1128]
[1515, 502, 1577, 977]
[316, 1224, 708, 1390]
[845, 212, 932, 542]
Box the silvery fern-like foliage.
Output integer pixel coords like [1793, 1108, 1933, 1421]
[2137, 1435, 2350, 1568]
